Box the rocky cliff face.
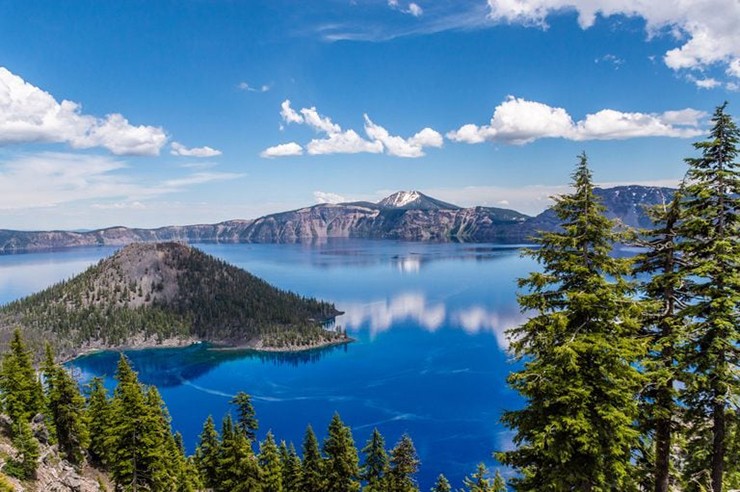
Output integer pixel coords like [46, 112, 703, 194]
[0, 186, 675, 253]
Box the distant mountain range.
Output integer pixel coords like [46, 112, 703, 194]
[0, 185, 675, 253]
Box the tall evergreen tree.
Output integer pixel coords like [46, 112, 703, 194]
[217, 414, 262, 492]
[47, 361, 90, 466]
[231, 391, 259, 442]
[259, 431, 284, 492]
[498, 153, 644, 491]
[0, 329, 44, 425]
[677, 102, 740, 492]
[633, 189, 688, 492]
[361, 427, 388, 491]
[323, 413, 360, 492]
[11, 419, 39, 480]
[301, 424, 325, 491]
[106, 355, 169, 491]
[195, 415, 221, 490]
[463, 463, 495, 492]
[492, 470, 507, 492]
[386, 434, 420, 492]
[85, 377, 111, 467]
[431, 474, 451, 492]
[282, 442, 303, 492]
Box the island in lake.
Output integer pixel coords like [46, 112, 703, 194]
[0, 242, 347, 360]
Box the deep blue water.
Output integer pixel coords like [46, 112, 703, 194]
[0, 240, 536, 489]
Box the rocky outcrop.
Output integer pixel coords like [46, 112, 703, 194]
[0, 186, 676, 253]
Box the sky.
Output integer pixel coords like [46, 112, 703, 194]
[0, 0, 739, 230]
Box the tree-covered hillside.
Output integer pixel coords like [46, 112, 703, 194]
[0, 242, 344, 360]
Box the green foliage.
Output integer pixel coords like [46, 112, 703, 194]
[462, 463, 499, 492]
[361, 427, 388, 491]
[0, 473, 14, 492]
[281, 442, 303, 492]
[677, 102, 740, 492]
[85, 377, 110, 467]
[386, 434, 420, 492]
[46, 357, 89, 466]
[0, 329, 44, 425]
[195, 415, 221, 489]
[301, 425, 324, 491]
[216, 414, 262, 492]
[231, 391, 259, 441]
[8, 419, 39, 480]
[431, 474, 451, 492]
[259, 431, 283, 492]
[323, 413, 360, 492]
[498, 154, 644, 491]
[633, 189, 688, 492]
[0, 243, 343, 360]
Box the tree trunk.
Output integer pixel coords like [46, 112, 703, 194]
[654, 380, 672, 492]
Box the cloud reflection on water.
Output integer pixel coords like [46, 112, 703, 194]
[339, 292, 528, 349]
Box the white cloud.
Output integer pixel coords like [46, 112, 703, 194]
[280, 99, 304, 125]
[307, 129, 384, 155]
[265, 100, 441, 158]
[0, 67, 167, 156]
[341, 293, 446, 337]
[388, 0, 424, 17]
[170, 142, 222, 157]
[363, 115, 443, 157]
[260, 142, 304, 158]
[447, 96, 704, 145]
[237, 81, 270, 93]
[0, 152, 244, 210]
[313, 191, 346, 204]
[408, 3, 424, 17]
[486, 0, 740, 84]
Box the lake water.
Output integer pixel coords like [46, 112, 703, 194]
[0, 240, 536, 489]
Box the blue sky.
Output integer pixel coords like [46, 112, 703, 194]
[0, 0, 738, 229]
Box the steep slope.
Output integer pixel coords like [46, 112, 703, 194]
[0, 243, 343, 360]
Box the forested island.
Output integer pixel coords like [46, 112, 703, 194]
[0, 242, 347, 361]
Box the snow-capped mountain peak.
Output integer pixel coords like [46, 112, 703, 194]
[376, 191, 460, 210]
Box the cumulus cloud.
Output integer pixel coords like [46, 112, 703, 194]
[364, 115, 443, 158]
[170, 142, 222, 157]
[447, 96, 704, 145]
[0, 152, 244, 210]
[263, 100, 442, 158]
[486, 0, 740, 85]
[313, 191, 346, 204]
[260, 142, 304, 158]
[0, 67, 167, 156]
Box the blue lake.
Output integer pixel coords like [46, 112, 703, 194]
[0, 240, 536, 489]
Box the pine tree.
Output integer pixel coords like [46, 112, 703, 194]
[386, 434, 420, 492]
[677, 102, 740, 492]
[11, 419, 39, 480]
[282, 442, 303, 492]
[492, 470, 507, 492]
[498, 153, 644, 491]
[323, 413, 360, 492]
[231, 391, 259, 441]
[301, 424, 324, 491]
[85, 377, 111, 467]
[48, 361, 90, 466]
[463, 463, 495, 492]
[431, 474, 451, 492]
[633, 189, 688, 492]
[0, 329, 44, 425]
[106, 354, 170, 491]
[259, 431, 284, 492]
[361, 427, 388, 491]
[195, 415, 221, 489]
[217, 414, 262, 492]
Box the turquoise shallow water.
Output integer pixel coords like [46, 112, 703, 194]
[0, 240, 535, 489]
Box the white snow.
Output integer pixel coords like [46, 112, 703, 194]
[381, 190, 421, 207]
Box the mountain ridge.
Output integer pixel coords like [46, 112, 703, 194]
[0, 186, 675, 253]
